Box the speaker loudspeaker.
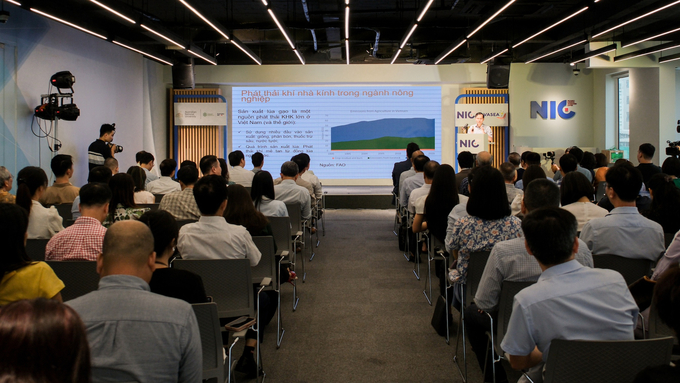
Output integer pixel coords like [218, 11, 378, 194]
[172, 60, 195, 89]
[487, 64, 510, 89]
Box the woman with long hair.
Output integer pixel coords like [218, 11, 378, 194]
[0, 203, 64, 305]
[593, 152, 609, 189]
[251, 170, 288, 217]
[15, 166, 64, 239]
[645, 173, 680, 234]
[560, 171, 608, 231]
[218, 158, 235, 185]
[105, 173, 149, 227]
[127, 166, 155, 204]
[225, 184, 271, 236]
[414, 165, 459, 244]
[0, 298, 90, 383]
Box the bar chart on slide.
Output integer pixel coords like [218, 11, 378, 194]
[232, 86, 441, 179]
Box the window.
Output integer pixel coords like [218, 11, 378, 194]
[616, 76, 630, 159]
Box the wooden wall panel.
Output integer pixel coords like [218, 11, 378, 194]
[462, 88, 509, 168]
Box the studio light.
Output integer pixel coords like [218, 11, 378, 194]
[50, 71, 75, 94]
[513, 6, 589, 48]
[593, 0, 680, 38]
[30, 8, 107, 40]
[89, 0, 135, 24]
[569, 43, 617, 65]
[467, 0, 515, 38]
[435, 39, 467, 65]
[481, 48, 508, 64]
[525, 39, 588, 63]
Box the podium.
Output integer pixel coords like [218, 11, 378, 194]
[456, 134, 489, 171]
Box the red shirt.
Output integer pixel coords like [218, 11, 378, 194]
[45, 216, 106, 261]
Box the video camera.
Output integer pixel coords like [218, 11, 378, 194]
[543, 151, 556, 164]
[667, 141, 680, 157]
[106, 123, 123, 153]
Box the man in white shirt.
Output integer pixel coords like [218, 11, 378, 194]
[137, 151, 159, 186]
[228, 150, 255, 187]
[408, 160, 438, 214]
[199, 155, 222, 177]
[400, 154, 429, 208]
[296, 153, 323, 200]
[398, 150, 424, 197]
[467, 112, 493, 142]
[251, 152, 264, 174]
[274, 161, 312, 220]
[500, 162, 523, 216]
[147, 159, 181, 195]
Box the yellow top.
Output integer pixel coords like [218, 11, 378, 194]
[0, 262, 65, 306]
[0, 190, 15, 204]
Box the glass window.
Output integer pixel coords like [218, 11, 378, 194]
[617, 76, 630, 159]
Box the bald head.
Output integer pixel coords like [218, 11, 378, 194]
[476, 151, 492, 166]
[411, 150, 424, 166]
[99, 221, 155, 280]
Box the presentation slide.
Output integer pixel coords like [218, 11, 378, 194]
[232, 86, 441, 180]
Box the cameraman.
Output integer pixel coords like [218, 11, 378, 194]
[88, 124, 119, 171]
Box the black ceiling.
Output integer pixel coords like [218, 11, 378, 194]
[8, 0, 680, 65]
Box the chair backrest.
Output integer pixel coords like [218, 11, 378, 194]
[137, 203, 160, 211]
[664, 232, 675, 249]
[592, 254, 652, 286]
[191, 302, 224, 383]
[54, 203, 73, 221]
[543, 337, 674, 383]
[176, 219, 198, 231]
[153, 194, 165, 203]
[251, 236, 276, 285]
[648, 295, 677, 343]
[45, 261, 100, 301]
[26, 239, 50, 261]
[496, 281, 535, 350]
[465, 250, 491, 306]
[285, 202, 303, 234]
[173, 259, 254, 318]
[268, 216, 293, 253]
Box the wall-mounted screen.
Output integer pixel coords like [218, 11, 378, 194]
[232, 86, 442, 180]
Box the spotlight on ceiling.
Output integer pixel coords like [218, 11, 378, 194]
[50, 71, 75, 94]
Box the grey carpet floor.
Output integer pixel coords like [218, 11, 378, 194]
[254, 208, 489, 383]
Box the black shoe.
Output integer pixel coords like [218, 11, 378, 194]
[235, 352, 258, 379]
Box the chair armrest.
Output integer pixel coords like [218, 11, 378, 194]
[276, 250, 289, 258]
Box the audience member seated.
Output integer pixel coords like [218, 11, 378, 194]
[228, 150, 255, 187]
[252, 151, 264, 174]
[634, 264, 680, 382]
[137, 151, 158, 186]
[459, 151, 493, 196]
[127, 166, 155, 204]
[552, 146, 593, 183]
[159, 165, 201, 221]
[637, 143, 662, 188]
[445, 166, 523, 309]
[514, 152, 543, 190]
[400, 154, 430, 207]
[180, 160, 197, 169]
[455, 151, 474, 192]
[580, 151, 597, 180]
[580, 162, 664, 261]
[72, 166, 113, 220]
[466, 180, 593, 383]
[218, 157, 234, 185]
[593, 152, 609, 190]
[104, 173, 150, 227]
[176, 174, 273, 378]
[500, 162, 523, 216]
[644, 173, 680, 234]
[392, 142, 419, 201]
[554, 153, 578, 186]
[40, 154, 80, 205]
[408, 160, 438, 215]
[297, 153, 323, 200]
[252, 170, 288, 217]
[508, 152, 521, 182]
[139, 210, 208, 304]
[274, 161, 311, 220]
[67, 220, 201, 382]
[501, 207, 638, 380]
[46, 183, 111, 261]
[398, 150, 424, 196]
[276, 155, 315, 199]
[0, 203, 64, 305]
[0, 166, 15, 204]
[199, 155, 222, 177]
[147, 159, 181, 195]
[16, 166, 64, 239]
[662, 157, 680, 180]
[560, 171, 608, 231]
[0, 298, 90, 383]
[104, 157, 119, 174]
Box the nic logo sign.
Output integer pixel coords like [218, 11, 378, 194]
[530, 100, 576, 120]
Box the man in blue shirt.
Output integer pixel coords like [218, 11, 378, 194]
[502, 207, 638, 381]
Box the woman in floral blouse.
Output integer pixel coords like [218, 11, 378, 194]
[445, 165, 523, 309]
[104, 173, 150, 227]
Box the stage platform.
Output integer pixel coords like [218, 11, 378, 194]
[323, 186, 394, 209]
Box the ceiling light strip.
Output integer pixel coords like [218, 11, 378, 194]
[614, 41, 680, 62]
[467, 0, 515, 38]
[525, 39, 588, 63]
[345, 6, 350, 38]
[141, 24, 184, 48]
[112, 41, 173, 65]
[434, 39, 467, 65]
[480, 48, 508, 64]
[267, 9, 295, 49]
[593, 0, 680, 38]
[5, 0, 21, 6]
[622, 27, 680, 48]
[400, 24, 418, 49]
[659, 52, 680, 63]
[30, 8, 107, 40]
[89, 0, 135, 24]
[231, 39, 262, 65]
[345, 39, 350, 65]
[417, 0, 434, 22]
[179, 0, 230, 40]
[188, 49, 217, 65]
[569, 43, 617, 65]
[293, 49, 306, 65]
[390, 49, 402, 64]
[513, 6, 589, 48]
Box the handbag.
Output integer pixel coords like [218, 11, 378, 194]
[431, 294, 452, 337]
[628, 276, 656, 312]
